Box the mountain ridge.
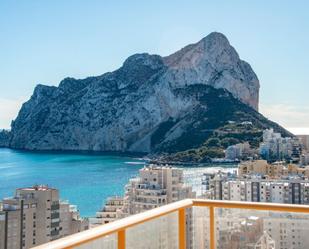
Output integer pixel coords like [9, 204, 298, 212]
[0, 32, 291, 159]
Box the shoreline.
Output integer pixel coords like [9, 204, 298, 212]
[0, 147, 241, 166]
[0, 147, 147, 158]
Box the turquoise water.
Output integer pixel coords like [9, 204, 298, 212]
[0, 148, 144, 217]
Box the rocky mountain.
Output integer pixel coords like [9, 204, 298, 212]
[0, 130, 11, 147]
[1, 32, 291, 156]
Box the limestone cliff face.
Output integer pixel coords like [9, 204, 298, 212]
[163, 32, 259, 110]
[7, 32, 265, 153]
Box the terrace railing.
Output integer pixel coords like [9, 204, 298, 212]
[32, 199, 309, 249]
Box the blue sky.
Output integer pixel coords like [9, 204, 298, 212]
[0, 1, 308, 133]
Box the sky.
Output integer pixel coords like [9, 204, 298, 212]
[0, 1, 308, 134]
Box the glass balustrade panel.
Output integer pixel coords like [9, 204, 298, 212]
[215, 208, 309, 249]
[74, 233, 117, 249]
[126, 211, 179, 249]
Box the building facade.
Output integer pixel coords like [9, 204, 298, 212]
[91, 166, 196, 248]
[238, 160, 309, 178]
[225, 142, 252, 161]
[120, 166, 195, 217]
[0, 186, 88, 249]
[259, 129, 302, 162]
[91, 197, 124, 226]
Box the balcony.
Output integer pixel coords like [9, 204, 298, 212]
[32, 199, 309, 249]
[51, 204, 60, 211]
[51, 212, 60, 219]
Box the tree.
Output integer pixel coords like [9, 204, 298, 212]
[205, 138, 221, 147]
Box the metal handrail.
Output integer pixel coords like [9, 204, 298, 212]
[31, 199, 309, 249]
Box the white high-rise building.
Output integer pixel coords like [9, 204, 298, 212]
[92, 165, 195, 226]
[91, 165, 195, 249]
[91, 197, 124, 226]
[259, 129, 301, 162]
[120, 165, 195, 217]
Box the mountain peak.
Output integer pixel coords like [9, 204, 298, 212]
[164, 31, 236, 68]
[163, 32, 259, 110]
[122, 53, 163, 70]
[200, 31, 230, 45]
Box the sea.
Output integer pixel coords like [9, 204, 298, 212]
[0, 148, 237, 217]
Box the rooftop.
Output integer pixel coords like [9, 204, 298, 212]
[17, 184, 56, 191]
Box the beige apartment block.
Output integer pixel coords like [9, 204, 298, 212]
[89, 166, 195, 248]
[0, 212, 5, 249]
[263, 216, 309, 249]
[92, 197, 124, 226]
[121, 165, 196, 216]
[93, 165, 196, 228]
[238, 160, 309, 179]
[297, 135, 309, 152]
[0, 185, 88, 249]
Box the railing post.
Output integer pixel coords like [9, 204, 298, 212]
[178, 208, 186, 249]
[209, 206, 215, 249]
[118, 229, 125, 249]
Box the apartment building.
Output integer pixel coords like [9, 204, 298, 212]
[300, 153, 309, 166]
[0, 212, 5, 249]
[297, 135, 309, 152]
[91, 197, 124, 226]
[59, 202, 88, 236]
[205, 171, 309, 205]
[259, 129, 302, 162]
[225, 142, 253, 161]
[93, 165, 196, 225]
[215, 212, 309, 249]
[0, 185, 88, 249]
[121, 165, 195, 216]
[90, 166, 195, 248]
[123, 166, 196, 249]
[238, 160, 309, 178]
[263, 216, 309, 249]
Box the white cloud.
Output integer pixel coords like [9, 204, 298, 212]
[260, 103, 309, 135]
[0, 98, 27, 129]
[288, 127, 309, 135]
